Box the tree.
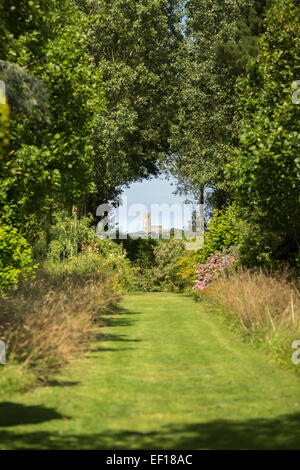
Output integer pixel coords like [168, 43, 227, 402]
[0, 0, 105, 239]
[227, 0, 300, 266]
[1, 1, 184, 229]
[168, 0, 268, 209]
[75, 0, 183, 212]
[0, 72, 35, 295]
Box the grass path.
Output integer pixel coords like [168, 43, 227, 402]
[1, 292, 300, 449]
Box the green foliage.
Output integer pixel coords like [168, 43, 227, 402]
[45, 242, 137, 294]
[119, 238, 157, 267]
[95, 239, 138, 292]
[47, 240, 64, 262]
[235, 220, 276, 268]
[168, 0, 268, 207]
[227, 0, 300, 266]
[0, 0, 185, 239]
[33, 212, 136, 291]
[132, 238, 186, 291]
[0, 218, 36, 295]
[152, 239, 186, 290]
[0, 103, 37, 295]
[199, 206, 239, 262]
[174, 251, 201, 291]
[76, 0, 183, 210]
[0, 102, 10, 208]
[173, 206, 239, 291]
[46, 212, 98, 260]
[0, 365, 36, 398]
[0, 102, 9, 158]
[0, 0, 105, 239]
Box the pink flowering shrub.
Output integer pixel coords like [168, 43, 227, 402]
[194, 247, 236, 291]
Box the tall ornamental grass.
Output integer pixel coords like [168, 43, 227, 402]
[0, 266, 120, 382]
[204, 269, 300, 368]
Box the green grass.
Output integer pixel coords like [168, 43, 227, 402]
[1, 292, 300, 449]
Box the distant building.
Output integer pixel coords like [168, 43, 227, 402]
[143, 212, 162, 236]
[143, 212, 151, 233]
[151, 226, 163, 236]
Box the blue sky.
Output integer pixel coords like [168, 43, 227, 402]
[117, 175, 197, 232]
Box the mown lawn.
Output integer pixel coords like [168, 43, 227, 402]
[1, 293, 300, 449]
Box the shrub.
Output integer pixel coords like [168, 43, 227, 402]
[31, 230, 48, 261]
[174, 251, 202, 291]
[204, 268, 300, 369]
[0, 101, 36, 295]
[120, 238, 157, 267]
[0, 364, 36, 398]
[0, 218, 36, 296]
[0, 232, 134, 383]
[153, 239, 185, 281]
[122, 238, 186, 292]
[236, 219, 278, 269]
[35, 211, 138, 293]
[0, 99, 9, 161]
[194, 247, 237, 291]
[47, 212, 98, 260]
[0, 266, 120, 381]
[47, 240, 64, 261]
[199, 205, 239, 263]
[84, 239, 138, 293]
[226, 0, 300, 266]
[138, 239, 186, 291]
[45, 240, 137, 294]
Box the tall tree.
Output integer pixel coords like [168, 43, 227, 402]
[168, 0, 268, 209]
[0, 0, 105, 239]
[227, 0, 300, 265]
[75, 0, 183, 212]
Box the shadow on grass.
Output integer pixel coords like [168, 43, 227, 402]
[89, 347, 137, 354]
[1, 412, 300, 449]
[0, 402, 65, 427]
[103, 305, 142, 317]
[100, 316, 138, 328]
[96, 333, 142, 343]
[45, 380, 80, 388]
[96, 304, 142, 346]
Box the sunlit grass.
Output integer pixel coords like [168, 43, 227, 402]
[1, 293, 300, 449]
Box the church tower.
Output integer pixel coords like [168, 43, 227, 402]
[143, 212, 151, 233]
